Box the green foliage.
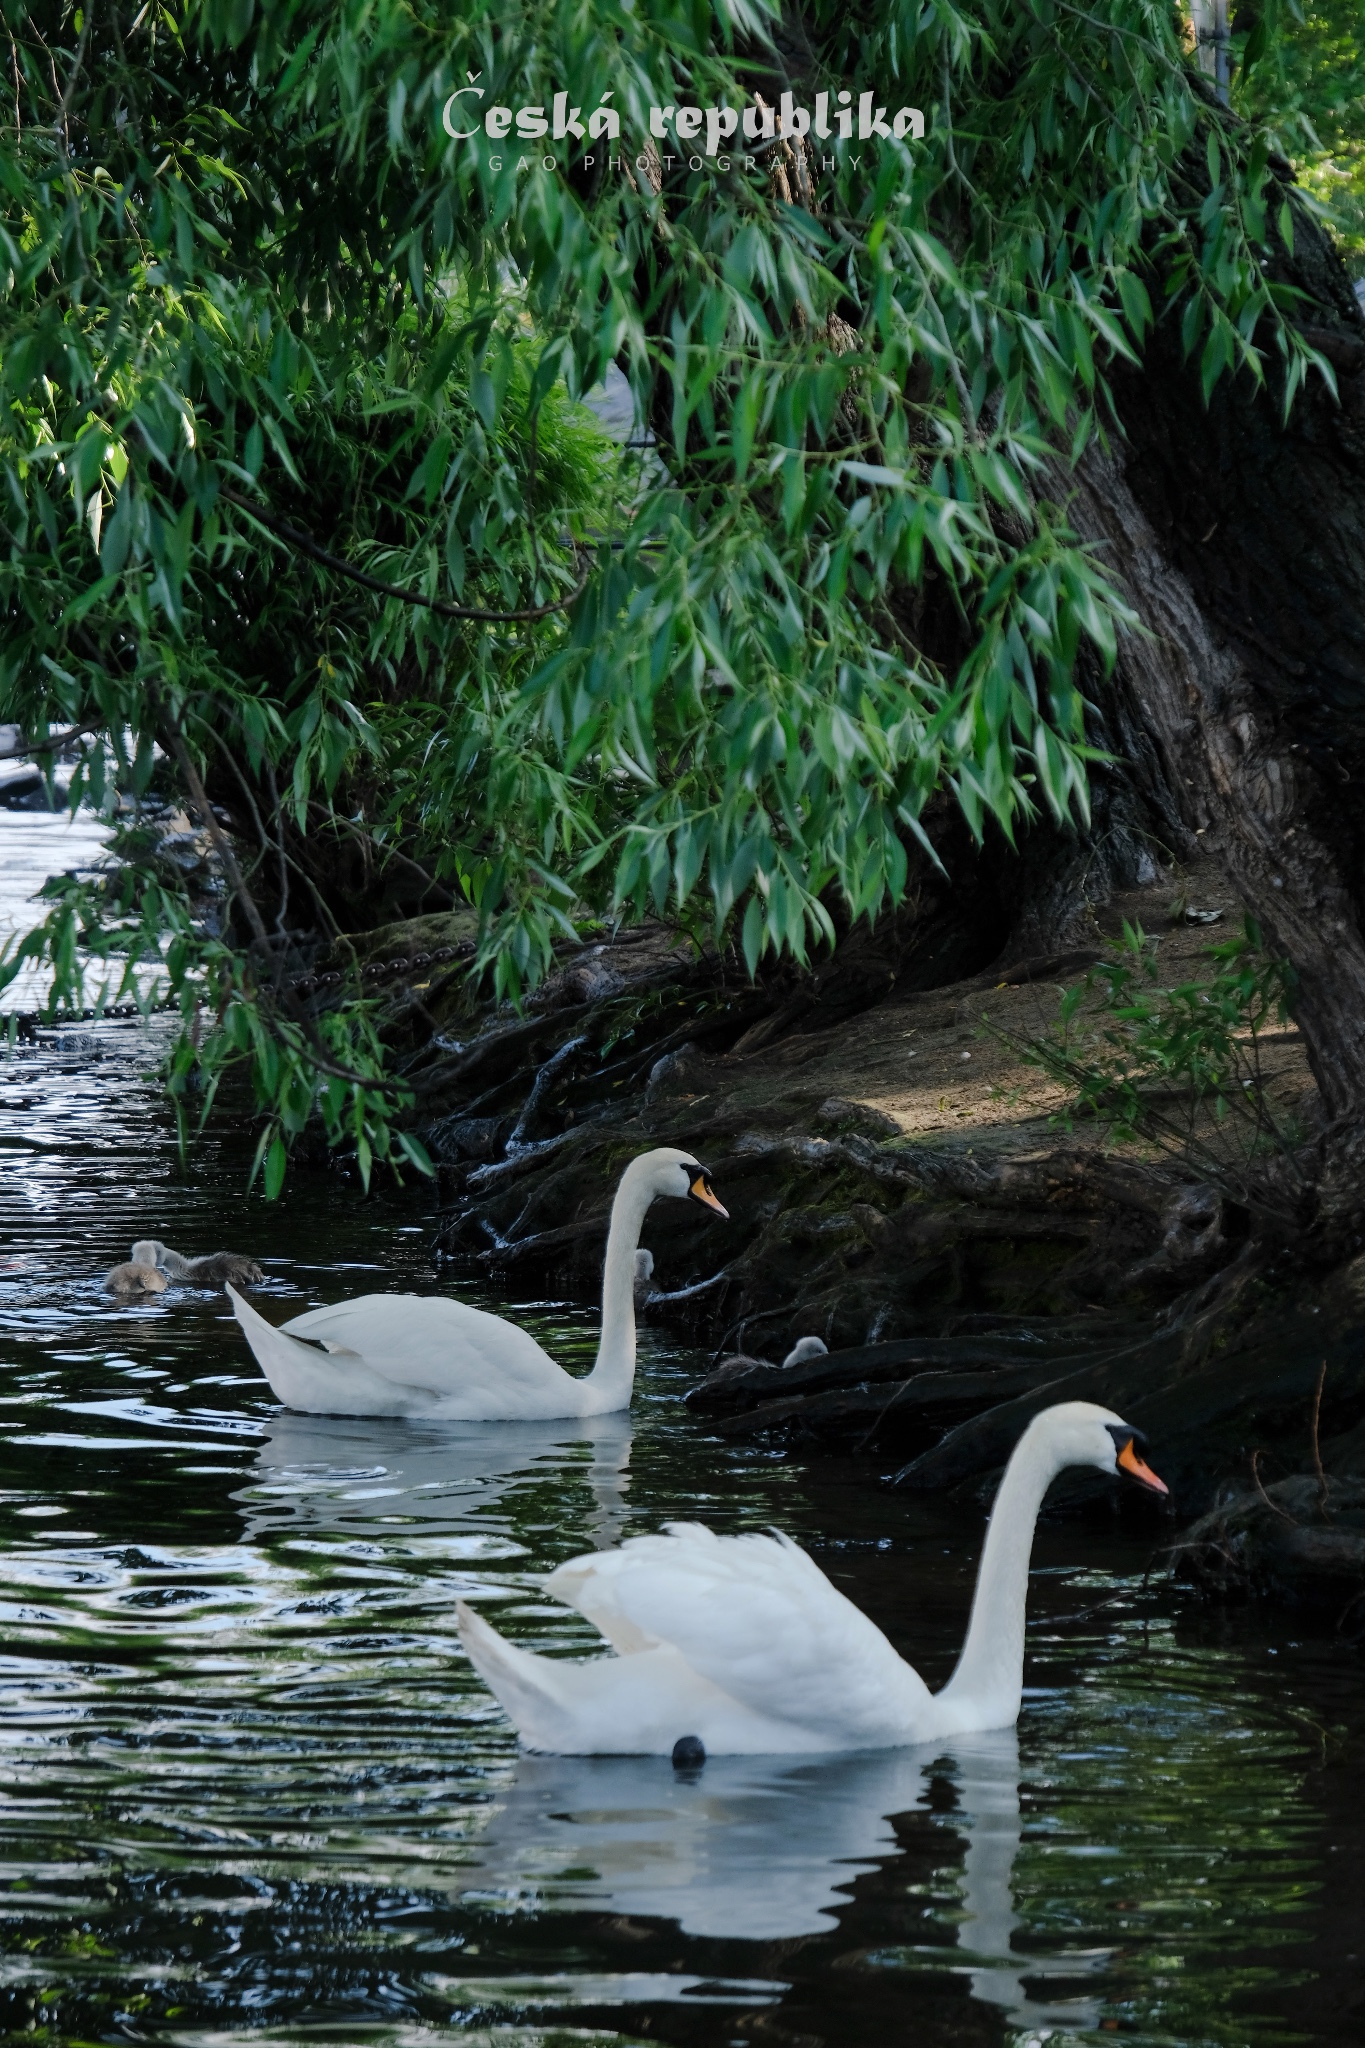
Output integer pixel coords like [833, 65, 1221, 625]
[0, 0, 1346, 1185]
[1233, 0, 1365, 275]
[1014, 917, 1304, 1206]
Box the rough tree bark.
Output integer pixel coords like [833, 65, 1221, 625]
[1072, 201, 1365, 1132]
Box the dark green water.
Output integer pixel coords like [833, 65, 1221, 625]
[1, 1014, 1363, 2047]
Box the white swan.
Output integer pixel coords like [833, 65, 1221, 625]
[457, 1400, 1168, 1754]
[227, 1146, 728, 1421]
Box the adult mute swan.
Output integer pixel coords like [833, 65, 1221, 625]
[227, 1146, 728, 1421]
[457, 1400, 1167, 1754]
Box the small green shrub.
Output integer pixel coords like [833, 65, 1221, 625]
[1011, 917, 1305, 1208]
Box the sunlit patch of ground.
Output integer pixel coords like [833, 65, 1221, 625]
[702, 859, 1318, 1166]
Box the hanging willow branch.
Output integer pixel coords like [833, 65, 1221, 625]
[218, 487, 592, 623]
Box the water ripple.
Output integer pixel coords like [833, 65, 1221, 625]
[0, 994, 1359, 2044]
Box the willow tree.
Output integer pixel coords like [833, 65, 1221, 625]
[1, 0, 1361, 1202]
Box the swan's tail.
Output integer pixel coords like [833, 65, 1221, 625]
[457, 1600, 597, 1752]
[457, 1601, 750, 1756]
[226, 1282, 346, 1411]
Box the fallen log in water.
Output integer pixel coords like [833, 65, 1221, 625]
[1173, 1471, 1365, 1614]
[675, 1244, 1365, 1539]
[703, 1366, 1065, 1446]
[686, 1320, 1142, 1414]
[687, 1323, 1183, 1463]
[683, 1323, 1143, 1456]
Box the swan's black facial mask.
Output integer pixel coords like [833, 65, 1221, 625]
[686, 1166, 729, 1219]
[1105, 1423, 1169, 1496]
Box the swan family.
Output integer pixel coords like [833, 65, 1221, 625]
[219, 1143, 1169, 1757]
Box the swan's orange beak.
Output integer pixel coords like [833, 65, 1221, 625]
[688, 1171, 729, 1219]
[1117, 1436, 1168, 1496]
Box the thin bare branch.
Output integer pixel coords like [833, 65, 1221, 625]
[164, 724, 271, 949]
[1311, 1359, 1331, 1511]
[44, 1, 94, 154]
[1250, 1449, 1296, 1523]
[0, 719, 103, 760]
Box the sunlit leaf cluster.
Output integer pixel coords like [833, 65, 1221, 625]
[1233, 0, 1365, 274]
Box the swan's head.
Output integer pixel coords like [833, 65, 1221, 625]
[1030, 1400, 1168, 1495]
[630, 1147, 729, 1217]
[130, 1239, 163, 1266]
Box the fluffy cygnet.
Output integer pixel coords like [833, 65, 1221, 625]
[633, 1247, 655, 1307]
[701, 1335, 829, 1390]
[104, 1260, 169, 1297]
[131, 1240, 265, 1289]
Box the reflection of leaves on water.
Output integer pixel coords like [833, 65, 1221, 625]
[1004, 1644, 1321, 2045]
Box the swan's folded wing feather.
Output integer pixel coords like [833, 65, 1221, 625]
[544, 1523, 930, 1744]
[279, 1294, 560, 1396]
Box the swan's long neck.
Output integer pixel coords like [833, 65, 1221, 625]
[582, 1165, 654, 1411]
[933, 1419, 1061, 1731]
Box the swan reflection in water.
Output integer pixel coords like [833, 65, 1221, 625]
[464, 1732, 1107, 2033]
[237, 1408, 634, 1546]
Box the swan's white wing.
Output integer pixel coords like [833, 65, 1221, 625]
[280, 1294, 563, 1399]
[544, 1523, 931, 1747]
